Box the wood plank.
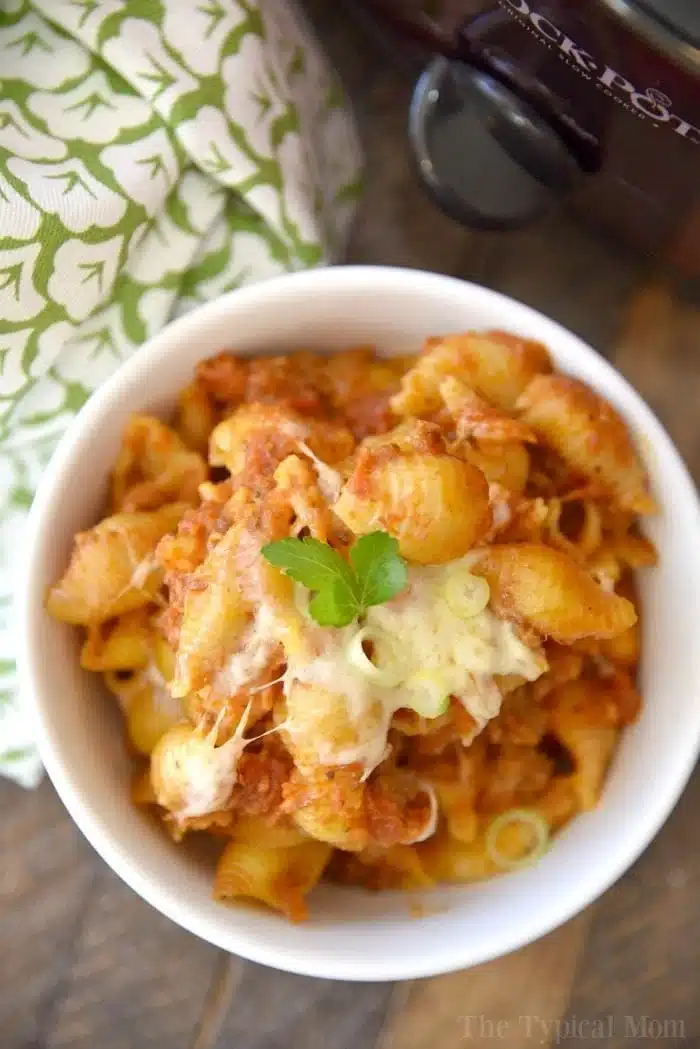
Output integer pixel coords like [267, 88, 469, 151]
[558, 285, 700, 1048]
[344, 72, 490, 283]
[483, 213, 644, 353]
[316, 2, 646, 356]
[561, 772, 700, 1048]
[212, 964, 395, 1049]
[304, 0, 493, 282]
[3, 10, 698, 1049]
[374, 912, 591, 1049]
[613, 283, 700, 477]
[344, 94, 645, 355]
[0, 779, 98, 1047]
[40, 866, 224, 1049]
[189, 956, 245, 1049]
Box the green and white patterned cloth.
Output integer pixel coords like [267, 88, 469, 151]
[0, 0, 361, 787]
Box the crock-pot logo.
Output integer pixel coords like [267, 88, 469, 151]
[500, 0, 700, 144]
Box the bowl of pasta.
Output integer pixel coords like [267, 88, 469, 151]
[20, 266, 700, 981]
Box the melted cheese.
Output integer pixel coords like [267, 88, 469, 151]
[296, 440, 344, 503]
[157, 703, 254, 821]
[282, 557, 547, 775]
[284, 629, 393, 773]
[143, 660, 181, 718]
[129, 553, 158, 591]
[488, 483, 513, 533]
[213, 604, 281, 698]
[175, 558, 547, 824]
[175, 737, 242, 819]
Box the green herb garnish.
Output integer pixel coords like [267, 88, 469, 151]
[262, 531, 408, 628]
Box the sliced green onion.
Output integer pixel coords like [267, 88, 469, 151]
[485, 808, 550, 871]
[404, 782, 439, 844]
[443, 570, 490, 619]
[345, 627, 405, 687]
[404, 671, 451, 719]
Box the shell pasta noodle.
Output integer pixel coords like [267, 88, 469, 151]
[46, 332, 656, 921]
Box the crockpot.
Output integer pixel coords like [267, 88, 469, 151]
[350, 1, 700, 274]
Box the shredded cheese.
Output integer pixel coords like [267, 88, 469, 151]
[176, 558, 547, 826]
[296, 440, 344, 503]
[282, 556, 547, 775]
[173, 702, 254, 820]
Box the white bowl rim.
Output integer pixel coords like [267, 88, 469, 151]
[18, 265, 700, 981]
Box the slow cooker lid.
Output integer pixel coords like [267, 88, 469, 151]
[621, 0, 700, 48]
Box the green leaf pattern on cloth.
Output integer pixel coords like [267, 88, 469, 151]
[0, 0, 362, 786]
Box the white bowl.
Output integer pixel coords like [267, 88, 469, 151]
[19, 266, 700, 981]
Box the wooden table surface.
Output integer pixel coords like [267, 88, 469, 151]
[3, 6, 700, 1048]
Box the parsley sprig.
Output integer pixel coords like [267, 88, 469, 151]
[262, 531, 408, 628]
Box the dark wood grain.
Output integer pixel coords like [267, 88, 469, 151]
[563, 773, 700, 1048]
[375, 914, 592, 1049]
[0, 781, 225, 1049]
[3, 4, 700, 1047]
[555, 287, 700, 1047]
[212, 965, 395, 1049]
[614, 284, 700, 470]
[0, 781, 97, 1047]
[41, 869, 223, 1049]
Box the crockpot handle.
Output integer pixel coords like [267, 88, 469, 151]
[409, 56, 582, 230]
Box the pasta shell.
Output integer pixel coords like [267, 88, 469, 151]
[472, 543, 637, 642]
[391, 330, 552, 416]
[111, 415, 206, 512]
[210, 403, 353, 478]
[214, 839, 331, 921]
[80, 609, 152, 672]
[46, 503, 187, 625]
[440, 377, 537, 444]
[549, 682, 619, 811]
[334, 446, 490, 564]
[517, 375, 656, 514]
[171, 524, 253, 699]
[285, 765, 370, 852]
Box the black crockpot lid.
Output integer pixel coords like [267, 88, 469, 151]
[633, 0, 700, 49]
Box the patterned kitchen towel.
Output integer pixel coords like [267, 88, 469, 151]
[0, 0, 362, 787]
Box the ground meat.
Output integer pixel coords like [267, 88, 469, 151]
[364, 771, 433, 848]
[196, 353, 248, 407]
[233, 749, 293, 818]
[341, 394, 395, 442]
[245, 353, 326, 415]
